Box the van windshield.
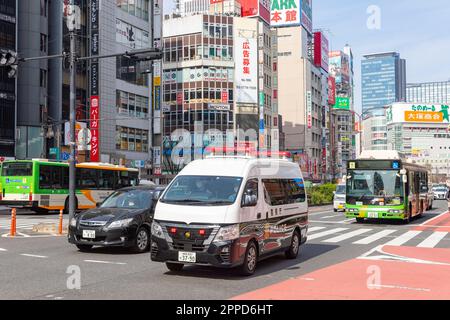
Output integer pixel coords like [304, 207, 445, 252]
[161, 176, 243, 206]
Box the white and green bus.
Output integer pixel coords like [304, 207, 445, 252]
[0, 159, 139, 213]
[345, 151, 431, 223]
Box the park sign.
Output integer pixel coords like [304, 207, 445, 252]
[333, 97, 350, 110]
[386, 103, 450, 125]
[270, 0, 301, 27]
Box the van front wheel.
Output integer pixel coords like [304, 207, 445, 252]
[240, 241, 258, 276]
[285, 230, 301, 259]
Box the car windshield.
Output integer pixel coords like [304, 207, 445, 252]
[335, 185, 346, 194]
[434, 187, 447, 192]
[346, 170, 403, 205]
[101, 190, 152, 209]
[161, 175, 243, 206]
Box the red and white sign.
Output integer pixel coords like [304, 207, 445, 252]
[328, 76, 336, 106]
[241, 0, 270, 25]
[210, 0, 223, 4]
[90, 96, 100, 162]
[235, 36, 258, 104]
[221, 91, 228, 103]
[314, 32, 329, 72]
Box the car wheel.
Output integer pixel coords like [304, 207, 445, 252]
[285, 230, 301, 260]
[134, 227, 150, 253]
[333, 208, 338, 212]
[356, 218, 364, 223]
[166, 262, 184, 272]
[240, 241, 258, 276]
[76, 244, 93, 252]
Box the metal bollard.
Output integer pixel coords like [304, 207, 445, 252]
[10, 208, 16, 237]
[58, 209, 63, 235]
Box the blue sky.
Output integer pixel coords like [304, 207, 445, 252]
[164, 1, 450, 112]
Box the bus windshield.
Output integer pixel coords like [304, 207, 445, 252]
[1, 162, 33, 177]
[346, 170, 403, 205]
[161, 175, 243, 206]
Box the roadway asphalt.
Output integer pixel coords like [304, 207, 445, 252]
[0, 201, 449, 300]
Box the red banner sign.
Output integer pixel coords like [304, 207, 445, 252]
[90, 96, 100, 162]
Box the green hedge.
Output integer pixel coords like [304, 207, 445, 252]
[306, 183, 337, 206]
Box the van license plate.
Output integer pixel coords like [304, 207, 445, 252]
[82, 230, 96, 239]
[178, 251, 196, 263]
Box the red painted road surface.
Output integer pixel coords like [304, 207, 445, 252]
[232, 245, 450, 300]
[414, 211, 450, 232]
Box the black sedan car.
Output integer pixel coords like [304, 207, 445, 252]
[68, 185, 165, 253]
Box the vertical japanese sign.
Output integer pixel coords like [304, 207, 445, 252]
[328, 76, 336, 106]
[306, 91, 312, 128]
[301, 0, 313, 35]
[90, 0, 100, 162]
[270, 0, 301, 27]
[313, 31, 329, 71]
[90, 96, 100, 162]
[235, 36, 258, 104]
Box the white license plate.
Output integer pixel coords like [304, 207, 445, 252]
[82, 230, 96, 239]
[178, 251, 196, 263]
[368, 212, 378, 218]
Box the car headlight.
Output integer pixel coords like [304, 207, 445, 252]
[106, 218, 133, 230]
[213, 224, 240, 243]
[151, 221, 164, 239]
[70, 218, 77, 227]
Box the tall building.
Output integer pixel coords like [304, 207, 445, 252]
[361, 52, 406, 117]
[407, 80, 450, 104]
[0, 0, 17, 159]
[160, 9, 277, 175]
[176, 0, 210, 16]
[362, 115, 387, 151]
[328, 47, 355, 178]
[16, 0, 155, 174]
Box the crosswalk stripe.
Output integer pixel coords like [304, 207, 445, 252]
[417, 232, 448, 248]
[308, 226, 327, 233]
[308, 228, 348, 240]
[322, 228, 372, 243]
[384, 230, 422, 246]
[353, 229, 397, 245]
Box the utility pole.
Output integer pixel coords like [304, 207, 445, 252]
[68, 29, 77, 222]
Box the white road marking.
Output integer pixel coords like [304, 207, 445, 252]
[320, 215, 340, 219]
[384, 230, 422, 246]
[322, 229, 372, 243]
[419, 210, 448, 226]
[353, 229, 397, 245]
[84, 260, 127, 265]
[20, 254, 48, 259]
[0, 248, 7, 252]
[367, 284, 431, 292]
[308, 226, 327, 233]
[308, 228, 349, 240]
[417, 232, 448, 248]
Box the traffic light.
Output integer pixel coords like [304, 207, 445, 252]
[0, 50, 18, 78]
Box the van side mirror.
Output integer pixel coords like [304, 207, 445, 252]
[96, 202, 102, 208]
[242, 193, 257, 207]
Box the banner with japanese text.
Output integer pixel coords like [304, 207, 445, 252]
[235, 36, 258, 104]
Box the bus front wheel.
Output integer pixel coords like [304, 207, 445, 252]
[356, 218, 364, 223]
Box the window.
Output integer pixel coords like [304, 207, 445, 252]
[77, 168, 98, 189]
[39, 165, 65, 190]
[40, 69, 47, 88]
[40, 0, 47, 17]
[40, 34, 47, 52]
[242, 179, 258, 207]
[262, 179, 305, 205]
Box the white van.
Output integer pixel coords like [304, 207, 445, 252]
[150, 156, 308, 276]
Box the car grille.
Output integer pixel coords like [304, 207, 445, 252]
[161, 223, 219, 253]
[165, 226, 213, 241]
[79, 220, 108, 227]
[172, 242, 206, 252]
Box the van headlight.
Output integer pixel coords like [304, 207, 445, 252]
[106, 218, 133, 230]
[152, 221, 165, 239]
[213, 224, 240, 243]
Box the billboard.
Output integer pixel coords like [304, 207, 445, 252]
[241, 0, 271, 25]
[301, 0, 313, 35]
[386, 103, 450, 124]
[333, 97, 350, 110]
[270, 0, 301, 27]
[313, 31, 329, 71]
[329, 51, 349, 85]
[328, 76, 336, 106]
[235, 36, 258, 104]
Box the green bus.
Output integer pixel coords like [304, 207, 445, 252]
[0, 159, 139, 213]
[345, 152, 431, 223]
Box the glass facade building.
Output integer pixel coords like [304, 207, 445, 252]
[406, 81, 450, 104]
[361, 52, 406, 117]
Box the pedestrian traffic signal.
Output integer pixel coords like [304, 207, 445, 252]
[0, 50, 18, 78]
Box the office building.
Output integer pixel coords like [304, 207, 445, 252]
[407, 80, 450, 104]
[0, 0, 17, 159]
[361, 52, 406, 117]
[362, 115, 388, 151]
